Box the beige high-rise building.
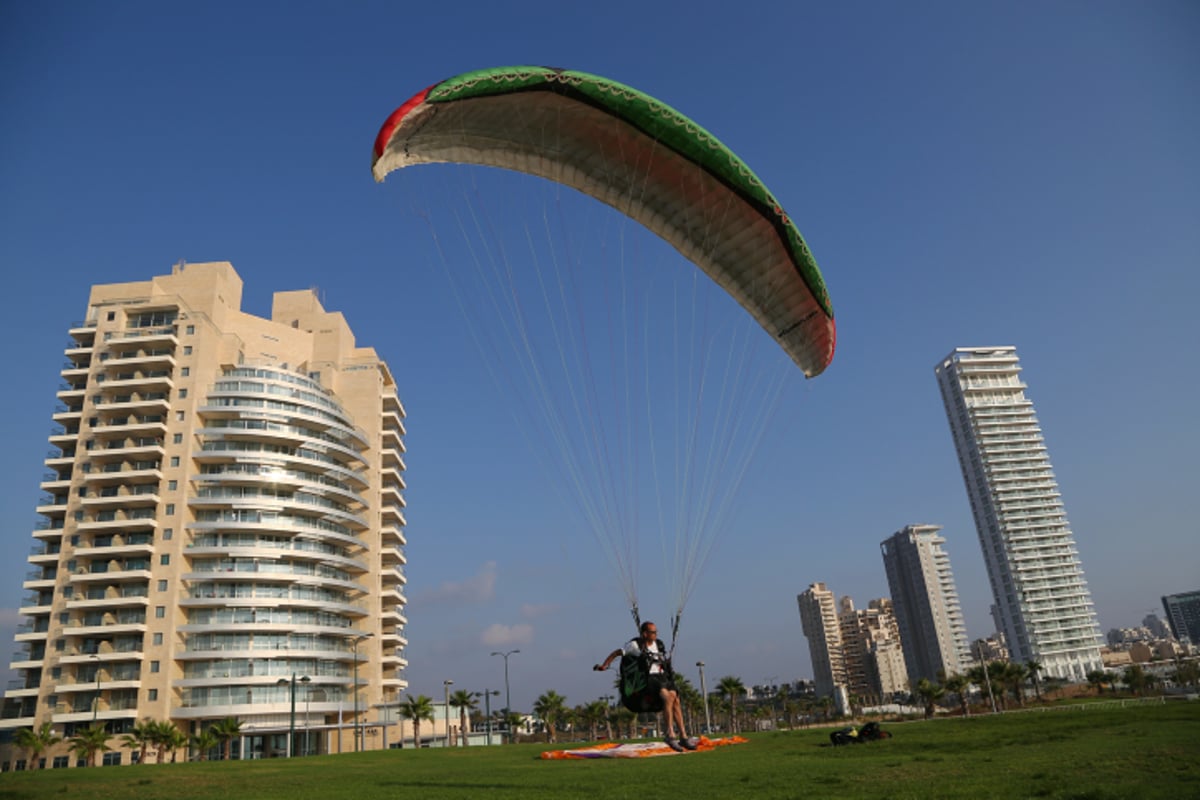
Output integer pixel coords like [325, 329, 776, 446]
[837, 597, 909, 703]
[798, 582, 844, 698]
[0, 262, 408, 767]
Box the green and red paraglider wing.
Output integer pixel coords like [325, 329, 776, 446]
[372, 65, 835, 377]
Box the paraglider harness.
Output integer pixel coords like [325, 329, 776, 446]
[618, 608, 680, 714]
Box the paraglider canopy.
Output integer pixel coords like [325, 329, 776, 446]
[372, 65, 835, 377]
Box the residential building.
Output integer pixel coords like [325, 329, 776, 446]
[935, 346, 1102, 680]
[798, 582, 844, 697]
[881, 524, 971, 683]
[0, 262, 408, 766]
[1161, 591, 1200, 646]
[837, 597, 908, 702]
[1161, 592, 1200, 647]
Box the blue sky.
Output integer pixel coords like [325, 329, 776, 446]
[1, 1, 1197, 713]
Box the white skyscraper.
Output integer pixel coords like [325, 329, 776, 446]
[935, 347, 1102, 680]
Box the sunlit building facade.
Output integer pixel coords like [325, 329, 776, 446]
[798, 582, 845, 698]
[0, 262, 408, 766]
[935, 346, 1102, 680]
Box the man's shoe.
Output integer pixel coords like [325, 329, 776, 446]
[680, 737, 698, 750]
[664, 737, 684, 752]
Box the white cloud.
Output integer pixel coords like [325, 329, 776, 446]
[413, 561, 497, 607]
[520, 602, 558, 619]
[480, 623, 534, 647]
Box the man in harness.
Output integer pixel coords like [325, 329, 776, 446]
[594, 620, 696, 751]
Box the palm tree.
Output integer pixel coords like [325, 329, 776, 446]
[1003, 662, 1027, 707]
[533, 690, 568, 743]
[1170, 659, 1200, 687]
[119, 718, 156, 765]
[14, 722, 61, 770]
[503, 711, 523, 744]
[1123, 664, 1149, 696]
[164, 725, 189, 763]
[673, 675, 701, 733]
[717, 676, 745, 733]
[146, 720, 180, 764]
[1025, 660, 1044, 701]
[398, 694, 434, 747]
[942, 673, 971, 717]
[448, 690, 477, 747]
[581, 700, 608, 741]
[191, 728, 220, 761]
[210, 716, 242, 761]
[68, 724, 111, 767]
[614, 706, 636, 740]
[913, 678, 945, 720]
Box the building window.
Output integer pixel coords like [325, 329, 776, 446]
[181, 367, 190, 377]
[155, 607, 165, 619]
[170, 457, 180, 467]
[173, 434, 183, 444]
[150, 660, 160, 673]
[168, 480, 177, 491]
[153, 633, 163, 645]
[102, 752, 121, 766]
[163, 528, 173, 540]
[175, 411, 184, 422]
[165, 504, 175, 515]
[186, 325, 195, 335]
[52, 756, 68, 769]
[157, 580, 167, 592]
[148, 689, 158, 701]
[160, 555, 170, 566]
[178, 389, 188, 399]
[183, 346, 192, 355]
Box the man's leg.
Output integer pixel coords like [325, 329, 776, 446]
[659, 688, 677, 737]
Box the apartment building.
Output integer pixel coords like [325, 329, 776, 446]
[798, 582, 844, 698]
[837, 597, 909, 703]
[935, 346, 1102, 680]
[0, 262, 408, 765]
[881, 524, 971, 683]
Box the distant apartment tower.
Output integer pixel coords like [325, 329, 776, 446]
[837, 597, 909, 702]
[881, 524, 970, 683]
[798, 582, 845, 697]
[935, 346, 1102, 680]
[0, 262, 409, 765]
[1161, 591, 1200, 645]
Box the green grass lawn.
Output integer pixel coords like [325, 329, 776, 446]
[2, 702, 1196, 800]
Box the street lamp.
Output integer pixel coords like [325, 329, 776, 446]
[443, 680, 454, 747]
[490, 649, 519, 743]
[350, 632, 373, 752]
[303, 677, 312, 755]
[276, 673, 311, 758]
[478, 689, 500, 745]
[696, 661, 712, 734]
[90, 654, 101, 725]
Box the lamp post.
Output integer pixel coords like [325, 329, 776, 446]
[976, 642, 998, 714]
[443, 680, 454, 747]
[350, 632, 373, 752]
[276, 673, 312, 758]
[696, 661, 712, 734]
[479, 689, 500, 745]
[490, 649, 519, 743]
[302, 677, 312, 755]
[90, 654, 101, 725]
